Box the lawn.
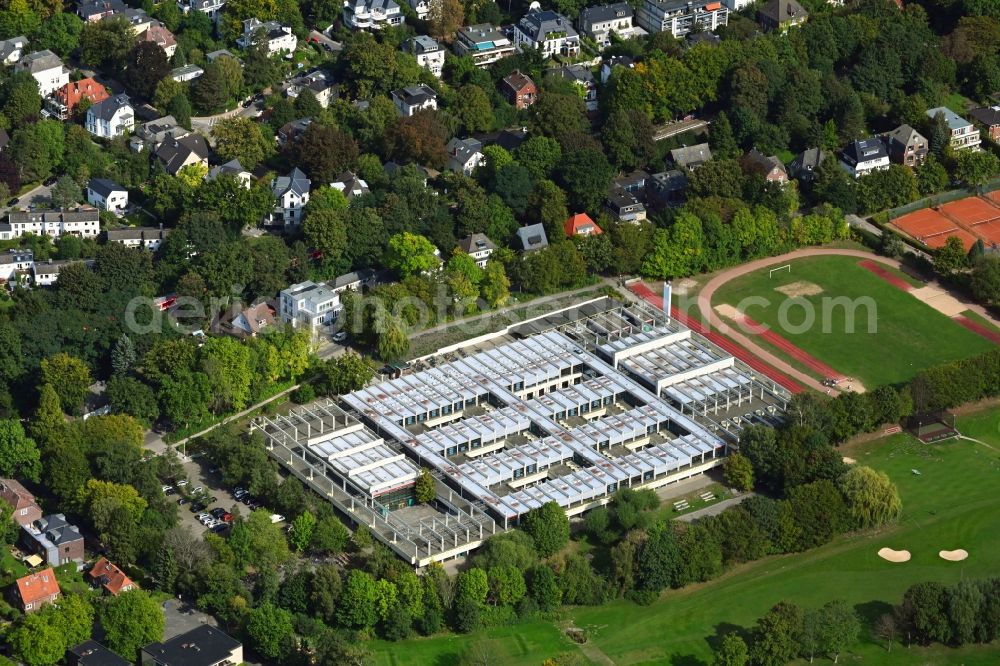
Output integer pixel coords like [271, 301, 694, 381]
[375, 405, 1000, 665]
[711, 256, 994, 386]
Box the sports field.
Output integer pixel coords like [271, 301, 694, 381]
[711, 256, 995, 387]
[373, 405, 1000, 665]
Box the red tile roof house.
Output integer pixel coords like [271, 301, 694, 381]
[501, 70, 538, 110]
[0, 478, 43, 527]
[740, 148, 788, 184]
[87, 557, 137, 596]
[564, 212, 602, 237]
[50, 77, 110, 119]
[12, 567, 60, 613]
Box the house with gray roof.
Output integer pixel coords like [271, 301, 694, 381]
[15, 50, 69, 96]
[515, 223, 549, 253]
[279, 280, 341, 336]
[170, 64, 204, 82]
[514, 9, 580, 57]
[206, 158, 251, 187]
[0, 249, 34, 283]
[391, 84, 438, 116]
[445, 137, 485, 176]
[578, 3, 640, 47]
[404, 35, 445, 78]
[926, 106, 981, 152]
[130, 115, 186, 152]
[343, 0, 403, 30]
[0, 36, 28, 66]
[757, 0, 808, 32]
[885, 124, 928, 167]
[20, 514, 84, 568]
[270, 167, 310, 227]
[86, 178, 128, 216]
[788, 147, 826, 182]
[671, 143, 713, 170]
[546, 64, 597, 111]
[77, 0, 126, 22]
[454, 24, 515, 68]
[456, 233, 496, 267]
[969, 106, 1000, 143]
[155, 133, 210, 176]
[85, 94, 133, 139]
[331, 171, 370, 199]
[105, 225, 170, 251]
[840, 137, 889, 178]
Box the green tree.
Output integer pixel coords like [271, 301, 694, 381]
[480, 261, 510, 308]
[934, 235, 969, 277]
[290, 123, 360, 183]
[228, 509, 291, 570]
[515, 136, 562, 180]
[315, 352, 376, 396]
[817, 599, 860, 663]
[455, 567, 489, 605]
[415, 468, 436, 503]
[79, 16, 135, 72]
[338, 569, 379, 628]
[111, 333, 136, 376]
[289, 510, 317, 552]
[0, 419, 41, 482]
[714, 632, 750, 666]
[838, 466, 902, 529]
[123, 42, 170, 100]
[486, 565, 526, 607]
[385, 232, 440, 278]
[1, 71, 41, 126]
[750, 601, 804, 666]
[954, 149, 1000, 187]
[556, 148, 613, 214]
[970, 255, 1000, 305]
[40, 353, 91, 415]
[450, 84, 493, 133]
[212, 117, 275, 170]
[246, 603, 294, 660]
[303, 208, 348, 270]
[200, 337, 253, 412]
[190, 62, 228, 114]
[723, 452, 754, 492]
[521, 501, 569, 557]
[310, 515, 350, 555]
[99, 590, 165, 660]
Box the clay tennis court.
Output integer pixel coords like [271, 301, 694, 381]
[891, 194, 1000, 251]
[939, 196, 1000, 226]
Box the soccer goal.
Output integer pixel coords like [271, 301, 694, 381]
[769, 264, 791, 279]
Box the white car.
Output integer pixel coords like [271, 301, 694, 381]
[193, 486, 204, 494]
[197, 513, 212, 523]
[332, 331, 347, 343]
[204, 519, 220, 528]
[176, 479, 189, 487]
[270, 514, 285, 524]
[161, 485, 173, 493]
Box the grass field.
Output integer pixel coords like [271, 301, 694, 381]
[373, 405, 1000, 665]
[711, 256, 994, 387]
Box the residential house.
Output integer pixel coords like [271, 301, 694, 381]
[68, 641, 132, 666]
[277, 117, 312, 145]
[578, 3, 639, 47]
[383, 161, 440, 184]
[757, 0, 808, 32]
[546, 64, 597, 111]
[721, 0, 752, 9]
[0, 36, 29, 66]
[687, 31, 721, 46]
[456, 233, 496, 267]
[391, 84, 438, 116]
[0, 249, 34, 285]
[454, 24, 515, 68]
[330, 268, 380, 293]
[600, 54, 634, 84]
[47, 77, 109, 120]
[671, 143, 713, 170]
[21, 514, 85, 567]
[120, 7, 157, 34]
[741, 148, 788, 184]
[287, 71, 338, 108]
[131, 115, 186, 152]
[270, 167, 310, 227]
[501, 71, 538, 109]
[650, 169, 688, 206]
[218, 300, 276, 338]
[343, 0, 404, 30]
[237, 18, 297, 55]
[606, 189, 647, 222]
[106, 225, 170, 251]
[88, 557, 137, 596]
[206, 159, 252, 187]
[279, 280, 341, 335]
[206, 48, 237, 63]
[884, 124, 928, 167]
[637, 0, 729, 38]
[515, 223, 549, 252]
[66, 640, 134, 666]
[788, 147, 826, 182]
[87, 179, 128, 216]
[840, 137, 890, 178]
[15, 50, 69, 96]
[331, 171, 370, 199]
[473, 127, 529, 152]
[140, 25, 178, 58]
[969, 106, 1000, 143]
[926, 106, 981, 151]
[564, 213, 602, 237]
[170, 64, 204, 82]
[77, 0, 126, 22]
[141, 625, 243, 666]
[32, 259, 92, 286]
[86, 94, 134, 139]
[154, 133, 210, 175]
[405, 0, 430, 19]
[514, 9, 580, 58]
[445, 137, 485, 176]
[404, 36, 445, 78]
[0, 208, 100, 240]
[177, 0, 226, 21]
[0, 478, 42, 526]
[12, 568, 60, 613]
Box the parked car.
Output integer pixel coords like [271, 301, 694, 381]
[270, 514, 285, 524]
[6, 198, 18, 206]
[193, 486, 203, 494]
[210, 523, 228, 533]
[210, 508, 226, 518]
[176, 479, 189, 487]
[190, 502, 206, 513]
[161, 485, 173, 493]
[333, 331, 347, 343]
[222, 513, 233, 523]
[177, 498, 187, 506]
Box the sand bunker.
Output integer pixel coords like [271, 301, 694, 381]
[878, 547, 911, 563]
[939, 549, 969, 562]
[775, 281, 824, 298]
[842, 457, 857, 464]
[911, 285, 967, 317]
[714, 303, 743, 320]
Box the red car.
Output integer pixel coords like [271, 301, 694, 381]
[222, 513, 233, 523]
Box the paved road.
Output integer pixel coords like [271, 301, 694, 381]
[190, 100, 263, 133]
[676, 492, 755, 523]
[694, 248, 1000, 394]
[1, 183, 53, 214]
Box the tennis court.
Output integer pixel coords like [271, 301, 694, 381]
[939, 196, 1000, 226]
[890, 195, 1000, 250]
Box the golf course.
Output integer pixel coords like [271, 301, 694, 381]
[372, 403, 1000, 665]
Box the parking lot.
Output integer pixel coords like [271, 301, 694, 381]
[166, 456, 246, 537]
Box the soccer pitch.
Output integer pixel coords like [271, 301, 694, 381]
[710, 255, 995, 387]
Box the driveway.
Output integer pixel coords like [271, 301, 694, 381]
[1, 183, 53, 214]
[308, 30, 342, 52]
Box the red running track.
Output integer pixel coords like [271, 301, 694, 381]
[739, 315, 844, 380]
[954, 316, 1000, 346]
[628, 282, 805, 393]
[858, 259, 913, 291]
